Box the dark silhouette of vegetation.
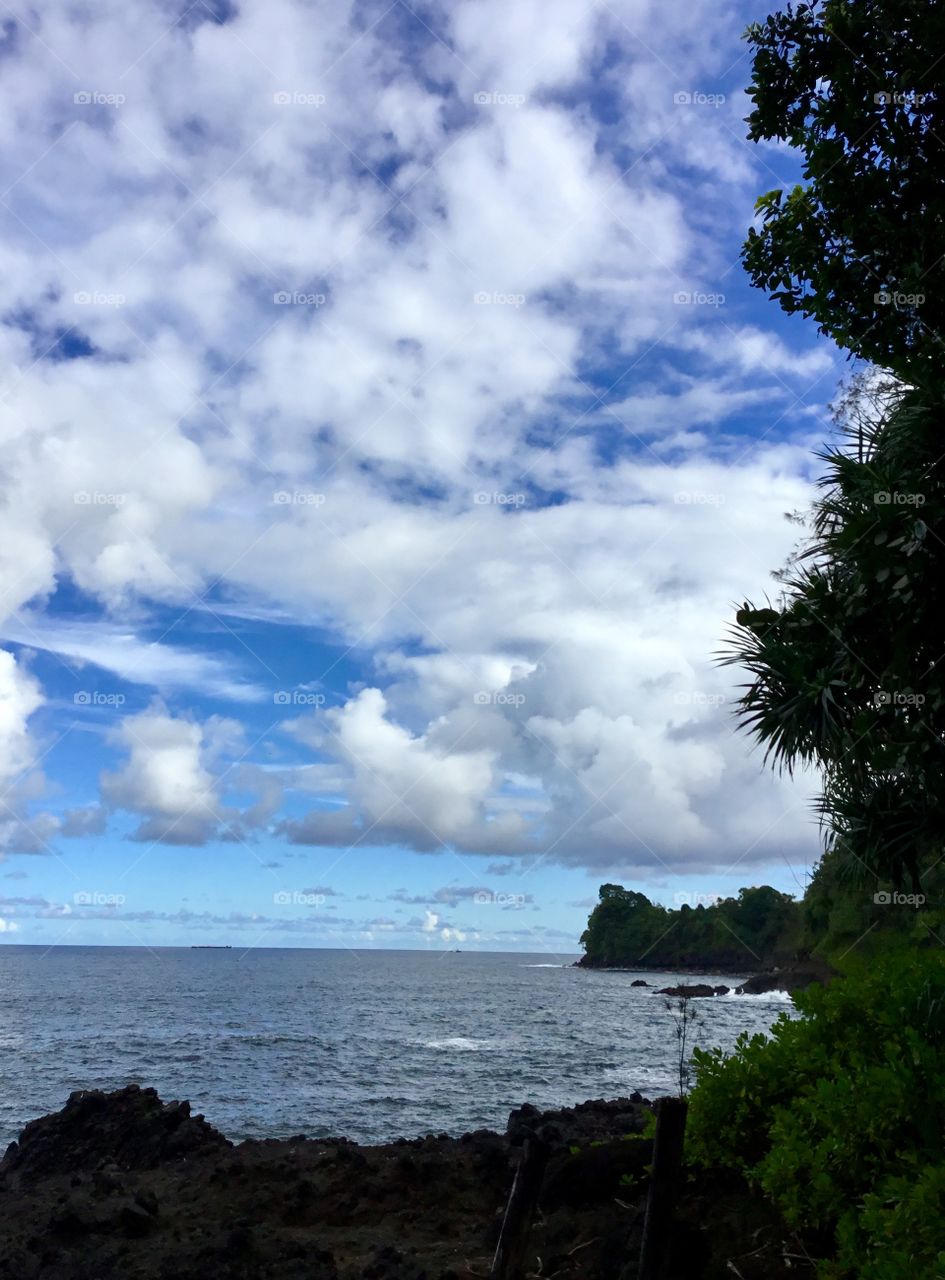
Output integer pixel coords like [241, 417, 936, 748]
[665, 997, 702, 1097]
[722, 372, 945, 899]
[726, 0, 945, 902]
[579, 883, 800, 970]
[680, 0, 945, 1274]
[743, 0, 945, 376]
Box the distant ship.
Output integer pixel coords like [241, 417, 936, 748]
[191, 945, 233, 949]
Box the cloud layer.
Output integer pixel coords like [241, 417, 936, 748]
[0, 0, 833, 910]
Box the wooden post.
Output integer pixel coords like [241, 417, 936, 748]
[637, 1097, 688, 1280]
[490, 1133, 549, 1280]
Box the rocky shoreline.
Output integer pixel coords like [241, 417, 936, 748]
[0, 1085, 797, 1280]
[578, 958, 836, 997]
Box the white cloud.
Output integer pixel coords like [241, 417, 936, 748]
[100, 702, 243, 844]
[0, 650, 59, 856]
[0, 0, 833, 882]
[0, 650, 42, 790]
[0, 616, 264, 702]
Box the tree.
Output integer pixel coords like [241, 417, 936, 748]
[580, 883, 800, 968]
[722, 374, 945, 894]
[742, 0, 945, 375]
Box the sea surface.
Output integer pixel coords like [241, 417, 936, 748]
[0, 946, 794, 1147]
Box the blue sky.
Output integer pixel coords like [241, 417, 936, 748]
[0, 0, 840, 951]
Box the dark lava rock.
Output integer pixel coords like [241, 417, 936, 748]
[507, 1096, 651, 1148]
[658, 984, 717, 998]
[361, 1245, 427, 1280]
[506, 1101, 542, 1144]
[0, 1085, 231, 1182]
[736, 960, 835, 996]
[630, 979, 649, 987]
[118, 1202, 156, 1238]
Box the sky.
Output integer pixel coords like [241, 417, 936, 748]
[0, 0, 844, 953]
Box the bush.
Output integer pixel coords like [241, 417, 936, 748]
[687, 952, 945, 1278]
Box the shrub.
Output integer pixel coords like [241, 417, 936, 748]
[687, 952, 945, 1278]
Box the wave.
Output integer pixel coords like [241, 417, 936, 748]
[718, 989, 795, 1003]
[421, 1037, 492, 1052]
[521, 963, 565, 968]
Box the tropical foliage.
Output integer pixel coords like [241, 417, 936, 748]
[743, 0, 945, 376]
[579, 882, 800, 969]
[721, 372, 945, 897]
[682, 0, 945, 1274]
[687, 954, 945, 1279]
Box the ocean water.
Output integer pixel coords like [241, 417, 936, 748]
[0, 946, 793, 1147]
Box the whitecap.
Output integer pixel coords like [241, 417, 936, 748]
[422, 1036, 490, 1051]
[718, 988, 795, 1003]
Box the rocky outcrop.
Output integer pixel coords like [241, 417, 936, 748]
[506, 1095, 650, 1147]
[0, 1087, 661, 1280]
[0, 1085, 814, 1279]
[735, 959, 836, 995]
[1, 1084, 230, 1183]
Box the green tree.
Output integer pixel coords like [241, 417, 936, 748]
[580, 883, 800, 968]
[743, 0, 945, 375]
[722, 375, 945, 894]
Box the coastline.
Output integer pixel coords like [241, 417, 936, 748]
[0, 1084, 788, 1280]
[575, 956, 836, 995]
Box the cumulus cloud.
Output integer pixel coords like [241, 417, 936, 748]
[0, 650, 42, 790]
[100, 703, 243, 844]
[59, 805, 108, 837]
[0, 0, 831, 886]
[0, 650, 58, 856]
[280, 687, 529, 853]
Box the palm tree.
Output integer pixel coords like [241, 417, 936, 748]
[720, 373, 945, 894]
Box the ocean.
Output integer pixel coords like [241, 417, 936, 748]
[0, 946, 792, 1147]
